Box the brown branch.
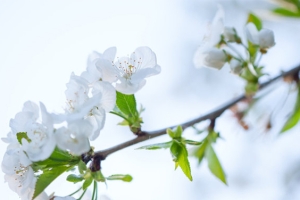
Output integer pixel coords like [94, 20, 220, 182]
[93, 65, 300, 160]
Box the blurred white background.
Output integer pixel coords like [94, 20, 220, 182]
[1, 0, 300, 199]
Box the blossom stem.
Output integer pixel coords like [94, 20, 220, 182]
[256, 53, 263, 66]
[92, 64, 300, 160]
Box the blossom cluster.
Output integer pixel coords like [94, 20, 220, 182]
[1, 46, 160, 200]
[193, 6, 275, 74]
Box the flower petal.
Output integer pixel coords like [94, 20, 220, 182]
[131, 46, 157, 69]
[92, 82, 116, 112]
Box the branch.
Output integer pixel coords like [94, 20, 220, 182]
[93, 65, 300, 160]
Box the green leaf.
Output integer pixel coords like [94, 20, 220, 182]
[92, 171, 106, 182]
[167, 126, 183, 139]
[33, 165, 73, 199]
[136, 141, 172, 150]
[205, 144, 227, 184]
[247, 13, 262, 30]
[67, 174, 84, 183]
[82, 176, 93, 190]
[78, 160, 87, 174]
[170, 141, 180, 162]
[50, 147, 80, 162]
[16, 132, 31, 144]
[118, 119, 130, 126]
[281, 84, 300, 133]
[173, 141, 193, 181]
[194, 139, 208, 164]
[116, 91, 137, 117]
[107, 174, 133, 182]
[272, 7, 300, 18]
[32, 147, 80, 171]
[184, 140, 202, 146]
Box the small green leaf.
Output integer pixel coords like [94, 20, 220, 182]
[16, 132, 31, 144]
[167, 126, 183, 139]
[107, 174, 133, 182]
[170, 141, 180, 162]
[272, 7, 300, 18]
[78, 160, 87, 174]
[67, 174, 84, 183]
[174, 141, 193, 181]
[32, 147, 80, 171]
[194, 139, 208, 164]
[247, 13, 262, 30]
[205, 144, 227, 184]
[92, 171, 106, 182]
[136, 141, 172, 150]
[118, 120, 130, 126]
[50, 147, 80, 162]
[184, 140, 202, 146]
[116, 91, 137, 117]
[281, 84, 300, 133]
[33, 165, 73, 199]
[82, 176, 93, 190]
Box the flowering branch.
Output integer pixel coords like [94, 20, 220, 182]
[93, 64, 300, 160]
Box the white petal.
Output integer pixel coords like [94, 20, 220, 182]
[86, 107, 106, 140]
[258, 29, 275, 49]
[230, 59, 243, 74]
[103, 47, 117, 62]
[87, 51, 102, 67]
[92, 82, 116, 112]
[116, 78, 146, 95]
[131, 65, 161, 84]
[52, 93, 102, 123]
[245, 23, 259, 45]
[22, 101, 39, 120]
[81, 60, 102, 83]
[224, 27, 236, 42]
[9, 112, 35, 134]
[194, 46, 226, 70]
[212, 4, 224, 26]
[40, 102, 53, 131]
[131, 46, 157, 69]
[55, 123, 91, 156]
[96, 59, 118, 83]
[65, 73, 90, 112]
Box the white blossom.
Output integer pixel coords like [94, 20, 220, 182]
[65, 73, 90, 112]
[194, 47, 227, 70]
[205, 5, 224, 46]
[8, 101, 56, 162]
[81, 47, 118, 84]
[55, 120, 92, 155]
[245, 23, 275, 49]
[1, 146, 36, 199]
[114, 46, 161, 94]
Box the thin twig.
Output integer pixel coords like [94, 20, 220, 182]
[93, 65, 300, 160]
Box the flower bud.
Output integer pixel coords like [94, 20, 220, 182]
[224, 27, 236, 42]
[258, 29, 275, 49]
[246, 23, 275, 50]
[194, 47, 227, 70]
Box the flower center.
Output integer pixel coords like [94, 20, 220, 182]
[114, 54, 142, 80]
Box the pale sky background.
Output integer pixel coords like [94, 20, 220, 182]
[1, 0, 300, 199]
